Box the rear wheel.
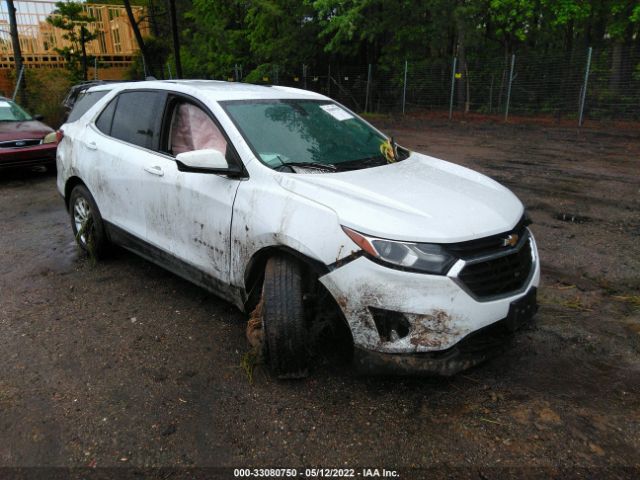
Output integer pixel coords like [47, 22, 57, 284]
[261, 255, 309, 379]
[69, 185, 109, 259]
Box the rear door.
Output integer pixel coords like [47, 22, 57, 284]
[84, 89, 168, 244]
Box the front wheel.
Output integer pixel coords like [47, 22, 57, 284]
[261, 255, 309, 379]
[69, 185, 109, 259]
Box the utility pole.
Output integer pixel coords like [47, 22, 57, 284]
[167, 0, 182, 78]
[5, 0, 26, 104]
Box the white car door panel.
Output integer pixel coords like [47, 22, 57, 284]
[145, 160, 241, 283]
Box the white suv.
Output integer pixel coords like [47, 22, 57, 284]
[57, 80, 539, 378]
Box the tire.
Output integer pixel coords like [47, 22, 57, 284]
[261, 255, 309, 379]
[69, 185, 109, 259]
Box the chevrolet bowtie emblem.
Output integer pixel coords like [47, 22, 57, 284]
[502, 233, 519, 247]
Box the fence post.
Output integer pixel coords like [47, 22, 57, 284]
[402, 60, 408, 115]
[364, 64, 372, 113]
[94, 57, 98, 80]
[12, 65, 24, 101]
[303, 64, 308, 89]
[578, 47, 593, 127]
[504, 54, 515, 121]
[167, 64, 173, 80]
[448, 56, 457, 120]
[489, 73, 494, 114]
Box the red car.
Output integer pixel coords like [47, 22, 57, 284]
[0, 97, 58, 170]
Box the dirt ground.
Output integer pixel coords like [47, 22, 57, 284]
[1, 119, 639, 478]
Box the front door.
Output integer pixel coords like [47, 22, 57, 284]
[146, 97, 242, 286]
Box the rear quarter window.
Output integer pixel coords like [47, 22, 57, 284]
[95, 97, 118, 135]
[67, 90, 109, 123]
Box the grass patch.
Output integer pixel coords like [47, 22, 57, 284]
[240, 346, 262, 384]
[560, 296, 593, 312]
[612, 295, 640, 309]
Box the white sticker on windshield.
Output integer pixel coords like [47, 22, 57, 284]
[320, 104, 353, 121]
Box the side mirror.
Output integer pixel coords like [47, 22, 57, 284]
[176, 148, 228, 169]
[33, 114, 44, 121]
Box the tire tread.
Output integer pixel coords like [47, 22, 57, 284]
[262, 255, 309, 379]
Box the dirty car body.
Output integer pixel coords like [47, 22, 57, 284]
[56, 80, 539, 377]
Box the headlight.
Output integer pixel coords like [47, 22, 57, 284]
[42, 131, 57, 144]
[342, 226, 457, 275]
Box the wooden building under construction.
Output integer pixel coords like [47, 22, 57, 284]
[0, 1, 146, 93]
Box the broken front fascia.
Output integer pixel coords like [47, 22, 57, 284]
[319, 233, 540, 354]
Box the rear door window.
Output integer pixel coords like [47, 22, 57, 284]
[110, 91, 166, 150]
[67, 90, 109, 123]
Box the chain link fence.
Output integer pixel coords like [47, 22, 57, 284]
[222, 48, 640, 125]
[6, 46, 640, 128]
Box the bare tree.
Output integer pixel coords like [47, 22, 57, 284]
[167, 0, 182, 78]
[5, 0, 26, 103]
[122, 0, 155, 78]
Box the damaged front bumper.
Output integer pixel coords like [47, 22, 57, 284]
[353, 288, 538, 376]
[319, 232, 540, 375]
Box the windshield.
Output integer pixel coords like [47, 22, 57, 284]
[222, 99, 389, 169]
[0, 99, 32, 122]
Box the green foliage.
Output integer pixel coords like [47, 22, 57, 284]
[23, 69, 73, 127]
[126, 36, 171, 80]
[489, 0, 536, 44]
[179, 0, 250, 78]
[245, 0, 320, 75]
[174, 0, 640, 76]
[606, 0, 639, 40]
[46, 1, 99, 81]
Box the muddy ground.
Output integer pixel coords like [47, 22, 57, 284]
[1, 119, 639, 478]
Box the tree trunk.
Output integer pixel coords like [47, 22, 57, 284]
[123, 0, 155, 78]
[5, 0, 26, 104]
[81, 26, 88, 81]
[147, 0, 160, 38]
[167, 0, 182, 78]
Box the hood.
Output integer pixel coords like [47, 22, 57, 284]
[0, 120, 53, 143]
[275, 153, 524, 243]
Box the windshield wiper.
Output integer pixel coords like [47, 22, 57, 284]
[274, 161, 337, 172]
[334, 155, 387, 171]
[291, 161, 337, 170]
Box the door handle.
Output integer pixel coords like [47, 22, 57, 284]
[144, 165, 164, 177]
[86, 141, 97, 150]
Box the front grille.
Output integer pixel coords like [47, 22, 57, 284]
[0, 138, 41, 149]
[458, 238, 533, 299]
[445, 215, 529, 259]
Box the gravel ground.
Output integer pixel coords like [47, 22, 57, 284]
[1, 119, 639, 478]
